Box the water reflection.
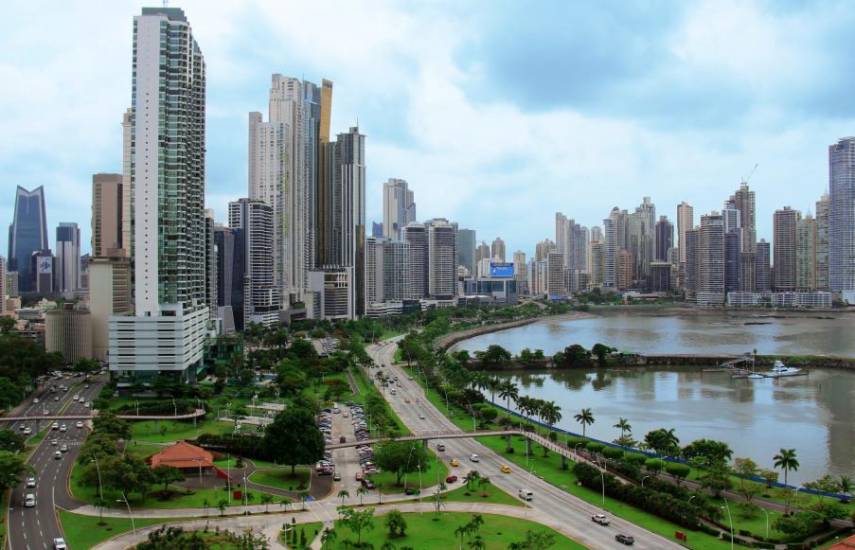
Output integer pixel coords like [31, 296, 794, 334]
[493, 366, 855, 484]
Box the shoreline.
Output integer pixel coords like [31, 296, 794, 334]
[434, 310, 594, 350]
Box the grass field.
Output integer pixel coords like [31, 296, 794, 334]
[59, 511, 169, 549]
[128, 417, 234, 443]
[248, 466, 311, 492]
[441, 480, 525, 507]
[330, 511, 587, 549]
[368, 450, 448, 494]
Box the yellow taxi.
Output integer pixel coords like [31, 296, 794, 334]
[449, 458, 460, 467]
[500, 464, 512, 474]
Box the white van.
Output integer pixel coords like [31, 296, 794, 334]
[518, 488, 534, 501]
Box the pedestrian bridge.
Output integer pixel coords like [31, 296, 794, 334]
[0, 408, 207, 423]
[325, 429, 526, 449]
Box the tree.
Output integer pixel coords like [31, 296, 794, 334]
[337, 506, 375, 546]
[613, 418, 631, 440]
[264, 407, 325, 475]
[539, 401, 562, 455]
[574, 408, 594, 437]
[338, 489, 350, 506]
[508, 530, 557, 550]
[758, 468, 779, 488]
[0, 317, 15, 334]
[838, 475, 853, 497]
[374, 441, 430, 485]
[773, 448, 800, 489]
[275, 359, 308, 397]
[152, 465, 184, 493]
[498, 380, 518, 411]
[0, 451, 30, 491]
[356, 485, 368, 506]
[699, 462, 732, 497]
[644, 428, 680, 457]
[260, 493, 274, 513]
[477, 345, 511, 369]
[733, 458, 761, 504]
[136, 526, 207, 550]
[217, 499, 228, 516]
[681, 439, 733, 466]
[320, 528, 337, 550]
[0, 429, 25, 453]
[591, 343, 614, 367]
[72, 357, 101, 374]
[385, 509, 407, 538]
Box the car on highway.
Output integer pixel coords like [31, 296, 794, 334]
[469, 454, 480, 462]
[72, 395, 79, 402]
[51, 422, 59, 430]
[33, 398, 39, 404]
[500, 464, 512, 474]
[23, 427, 32, 436]
[85, 402, 91, 408]
[436, 443, 445, 452]
[53, 396, 59, 402]
[50, 439, 58, 446]
[59, 424, 67, 432]
[418, 413, 425, 420]
[60, 443, 68, 452]
[26, 477, 36, 488]
[53, 537, 67, 550]
[445, 475, 458, 483]
[615, 534, 635, 545]
[592, 514, 610, 526]
[54, 451, 62, 460]
[75, 421, 83, 429]
[24, 493, 35, 507]
[518, 488, 533, 501]
[333, 472, 341, 481]
[449, 459, 460, 467]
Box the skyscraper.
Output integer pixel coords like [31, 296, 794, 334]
[815, 194, 830, 290]
[512, 250, 527, 294]
[335, 127, 367, 316]
[214, 224, 241, 333]
[684, 228, 699, 300]
[773, 207, 799, 291]
[427, 219, 456, 299]
[728, 182, 756, 253]
[797, 214, 817, 290]
[491, 237, 506, 262]
[403, 223, 428, 299]
[382, 178, 416, 240]
[654, 216, 673, 262]
[455, 228, 476, 275]
[91, 173, 125, 258]
[724, 230, 741, 293]
[677, 201, 693, 265]
[110, 7, 208, 380]
[55, 222, 80, 295]
[829, 137, 855, 292]
[755, 240, 772, 292]
[229, 199, 279, 328]
[697, 213, 725, 305]
[8, 186, 48, 293]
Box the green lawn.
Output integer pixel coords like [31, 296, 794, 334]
[128, 417, 234, 443]
[281, 521, 324, 547]
[330, 511, 587, 549]
[368, 450, 448, 494]
[249, 466, 310, 492]
[59, 510, 170, 549]
[441, 481, 525, 507]
[69, 461, 279, 510]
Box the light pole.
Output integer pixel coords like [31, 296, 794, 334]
[91, 458, 104, 502]
[721, 500, 734, 550]
[641, 475, 650, 488]
[597, 458, 606, 506]
[574, 442, 584, 461]
[760, 506, 769, 539]
[118, 492, 135, 536]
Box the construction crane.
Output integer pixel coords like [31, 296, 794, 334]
[742, 163, 758, 184]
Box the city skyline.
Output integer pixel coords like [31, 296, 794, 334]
[4, 1, 855, 256]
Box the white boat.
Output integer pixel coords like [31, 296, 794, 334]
[767, 360, 804, 378]
[747, 373, 765, 379]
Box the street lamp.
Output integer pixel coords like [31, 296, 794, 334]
[641, 475, 650, 488]
[596, 457, 606, 506]
[720, 499, 734, 550]
[118, 491, 136, 537]
[760, 506, 769, 539]
[574, 442, 584, 461]
[90, 458, 104, 501]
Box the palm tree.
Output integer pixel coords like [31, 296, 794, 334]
[540, 401, 562, 455]
[574, 408, 595, 437]
[838, 475, 854, 497]
[613, 417, 631, 439]
[773, 448, 800, 488]
[260, 493, 273, 513]
[337, 489, 350, 506]
[356, 485, 368, 506]
[485, 376, 502, 403]
[498, 380, 519, 411]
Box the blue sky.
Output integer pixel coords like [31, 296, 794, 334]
[2, 0, 855, 257]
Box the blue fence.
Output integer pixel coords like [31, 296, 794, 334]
[490, 401, 852, 502]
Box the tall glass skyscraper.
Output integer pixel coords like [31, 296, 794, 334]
[7, 186, 48, 293]
[110, 7, 207, 381]
[829, 137, 855, 292]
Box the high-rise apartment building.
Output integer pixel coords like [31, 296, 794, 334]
[724, 230, 741, 293]
[32, 249, 54, 294]
[121, 109, 133, 253]
[229, 199, 279, 328]
[91, 173, 125, 258]
[546, 251, 565, 296]
[773, 207, 799, 291]
[684, 228, 698, 300]
[455, 228, 476, 275]
[382, 179, 416, 240]
[204, 210, 217, 320]
[654, 216, 673, 262]
[829, 137, 855, 292]
[365, 237, 410, 308]
[214, 225, 241, 333]
[755, 239, 772, 292]
[403, 223, 428, 299]
[8, 186, 48, 293]
[427, 219, 456, 299]
[729, 182, 756, 253]
[512, 250, 527, 294]
[0, 257, 6, 314]
[797, 214, 817, 290]
[616, 248, 633, 290]
[815, 194, 830, 290]
[491, 237, 506, 262]
[110, 7, 208, 381]
[55, 222, 80, 295]
[677, 201, 693, 265]
[697, 213, 725, 305]
[475, 241, 490, 266]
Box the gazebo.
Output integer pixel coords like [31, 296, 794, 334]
[148, 441, 214, 476]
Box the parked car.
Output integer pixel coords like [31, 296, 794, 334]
[361, 478, 375, 489]
[615, 534, 635, 546]
[592, 514, 610, 526]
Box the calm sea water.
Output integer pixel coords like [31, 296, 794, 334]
[452, 311, 855, 484]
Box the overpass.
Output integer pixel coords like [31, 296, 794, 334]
[0, 408, 207, 423]
[326, 429, 524, 449]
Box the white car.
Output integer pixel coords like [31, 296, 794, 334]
[26, 477, 36, 488]
[24, 494, 36, 507]
[54, 538, 67, 550]
[84, 402, 91, 408]
[469, 454, 480, 462]
[59, 424, 67, 432]
[50, 439, 58, 446]
[60, 444, 68, 453]
[23, 427, 32, 436]
[51, 422, 59, 430]
[418, 413, 426, 420]
[54, 451, 62, 460]
[72, 395, 79, 402]
[75, 421, 84, 429]
[33, 398, 39, 404]
[518, 488, 533, 501]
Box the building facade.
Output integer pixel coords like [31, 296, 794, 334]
[773, 207, 799, 291]
[382, 178, 415, 240]
[55, 222, 80, 295]
[7, 186, 48, 293]
[829, 138, 855, 292]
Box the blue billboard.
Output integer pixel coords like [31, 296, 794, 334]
[489, 262, 514, 278]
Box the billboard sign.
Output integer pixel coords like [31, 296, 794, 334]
[489, 262, 514, 278]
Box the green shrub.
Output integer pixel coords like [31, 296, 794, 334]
[624, 453, 647, 466]
[602, 447, 624, 460]
[665, 462, 691, 480]
[586, 442, 605, 454]
[644, 458, 664, 472]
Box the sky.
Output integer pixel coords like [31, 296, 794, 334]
[2, 0, 855, 257]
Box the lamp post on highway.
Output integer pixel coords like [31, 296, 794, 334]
[91, 458, 104, 502]
[574, 442, 584, 461]
[721, 500, 734, 550]
[760, 507, 769, 539]
[596, 457, 606, 506]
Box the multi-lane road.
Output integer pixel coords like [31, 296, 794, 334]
[367, 339, 685, 550]
[7, 374, 105, 550]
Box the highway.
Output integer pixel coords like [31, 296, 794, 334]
[8, 373, 106, 550]
[367, 339, 685, 550]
